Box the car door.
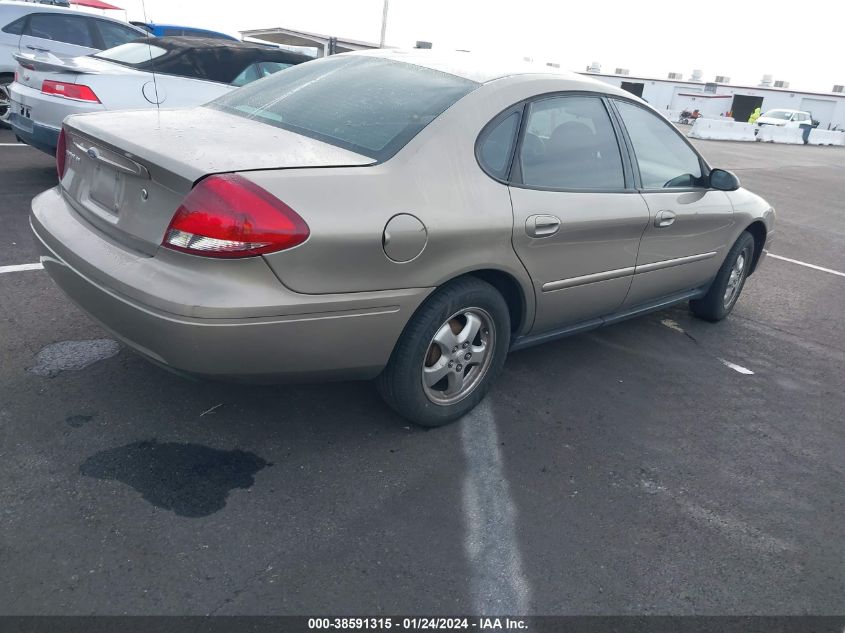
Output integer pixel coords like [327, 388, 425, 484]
[500, 94, 650, 334]
[19, 13, 97, 57]
[611, 99, 735, 308]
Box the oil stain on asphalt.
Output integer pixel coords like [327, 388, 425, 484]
[80, 440, 270, 517]
[28, 339, 120, 377]
[66, 414, 94, 428]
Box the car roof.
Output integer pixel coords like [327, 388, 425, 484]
[0, 0, 147, 32]
[348, 48, 615, 88]
[141, 23, 237, 38]
[105, 36, 311, 84]
[0, 0, 131, 22]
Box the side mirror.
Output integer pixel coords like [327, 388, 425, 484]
[709, 168, 741, 191]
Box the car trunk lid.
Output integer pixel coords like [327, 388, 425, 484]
[60, 108, 375, 254]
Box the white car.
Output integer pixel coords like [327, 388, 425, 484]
[0, 0, 146, 126]
[10, 36, 309, 154]
[756, 109, 815, 128]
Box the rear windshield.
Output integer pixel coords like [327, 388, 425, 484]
[208, 55, 479, 161]
[763, 110, 793, 120]
[94, 42, 167, 65]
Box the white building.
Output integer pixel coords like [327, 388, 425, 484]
[581, 70, 845, 130]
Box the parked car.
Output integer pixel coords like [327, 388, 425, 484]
[129, 21, 237, 41]
[755, 109, 816, 128]
[31, 51, 775, 426]
[10, 36, 310, 153]
[0, 0, 146, 126]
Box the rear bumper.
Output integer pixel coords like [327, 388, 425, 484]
[10, 82, 103, 155]
[31, 187, 431, 382]
[10, 113, 59, 155]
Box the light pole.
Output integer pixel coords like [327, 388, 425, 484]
[379, 0, 389, 47]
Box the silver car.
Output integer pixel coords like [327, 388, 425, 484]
[31, 50, 775, 426]
[0, 0, 146, 127]
[11, 37, 309, 154]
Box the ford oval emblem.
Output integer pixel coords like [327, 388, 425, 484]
[87, 148, 98, 160]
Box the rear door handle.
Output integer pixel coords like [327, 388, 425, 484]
[526, 214, 561, 238]
[654, 210, 676, 228]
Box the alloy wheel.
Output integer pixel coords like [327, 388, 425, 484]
[723, 251, 747, 309]
[0, 83, 11, 127]
[421, 307, 496, 405]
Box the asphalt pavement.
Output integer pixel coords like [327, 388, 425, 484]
[1, 126, 843, 615]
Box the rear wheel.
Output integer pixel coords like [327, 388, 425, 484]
[376, 277, 510, 427]
[0, 74, 13, 129]
[690, 231, 755, 321]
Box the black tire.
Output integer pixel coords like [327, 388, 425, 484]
[376, 277, 511, 427]
[690, 231, 755, 322]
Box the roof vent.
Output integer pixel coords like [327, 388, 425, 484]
[546, 62, 560, 68]
[690, 69, 703, 82]
[586, 61, 601, 73]
[834, 85, 844, 93]
[714, 75, 730, 84]
[774, 80, 790, 89]
[759, 74, 773, 87]
[615, 68, 630, 76]
[414, 41, 432, 49]
[667, 72, 683, 80]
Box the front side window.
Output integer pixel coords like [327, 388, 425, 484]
[94, 20, 144, 49]
[518, 96, 625, 190]
[27, 14, 94, 47]
[209, 55, 479, 160]
[615, 100, 704, 189]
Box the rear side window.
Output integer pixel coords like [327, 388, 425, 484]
[94, 19, 143, 49]
[518, 96, 625, 190]
[231, 61, 292, 87]
[477, 111, 520, 180]
[2, 16, 27, 35]
[615, 100, 704, 189]
[27, 13, 94, 47]
[209, 55, 479, 161]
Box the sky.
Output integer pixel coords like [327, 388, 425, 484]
[114, 0, 845, 93]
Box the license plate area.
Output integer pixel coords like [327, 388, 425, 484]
[90, 164, 124, 216]
[11, 100, 33, 132]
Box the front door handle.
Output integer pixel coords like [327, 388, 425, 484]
[526, 214, 561, 238]
[654, 210, 676, 228]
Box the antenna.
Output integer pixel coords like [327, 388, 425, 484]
[139, 0, 160, 110]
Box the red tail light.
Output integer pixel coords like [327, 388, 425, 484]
[162, 174, 309, 258]
[42, 80, 100, 103]
[56, 128, 67, 180]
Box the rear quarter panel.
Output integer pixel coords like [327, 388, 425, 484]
[255, 75, 627, 332]
[252, 80, 530, 292]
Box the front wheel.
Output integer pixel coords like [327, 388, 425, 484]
[376, 277, 511, 427]
[690, 231, 755, 322]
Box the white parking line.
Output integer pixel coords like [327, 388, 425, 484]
[660, 318, 686, 334]
[718, 358, 755, 375]
[0, 262, 43, 274]
[461, 399, 531, 614]
[769, 254, 845, 278]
